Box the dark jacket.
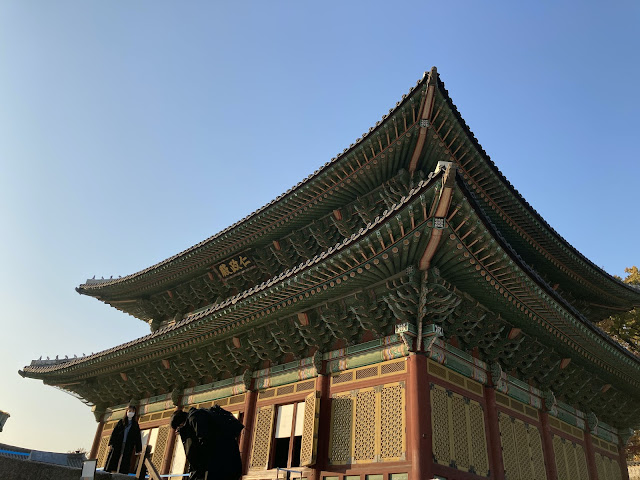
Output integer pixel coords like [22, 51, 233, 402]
[105, 416, 142, 473]
[179, 407, 242, 480]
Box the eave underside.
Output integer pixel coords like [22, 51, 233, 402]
[23, 170, 640, 429]
[428, 80, 640, 320]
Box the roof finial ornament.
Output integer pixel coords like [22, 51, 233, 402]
[427, 66, 438, 86]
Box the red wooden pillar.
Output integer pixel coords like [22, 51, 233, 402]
[540, 410, 559, 480]
[313, 371, 331, 480]
[161, 425, 177, 474]
[240, 388, 257, 475]
[483, 386, 505, 480]
[620, 442, 631, 480]
[583, 426, 598, 480]
[89, 420, 104, 460]
[407, 352, 432, 480]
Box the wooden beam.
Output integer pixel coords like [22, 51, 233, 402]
[508, 328, 522, 340]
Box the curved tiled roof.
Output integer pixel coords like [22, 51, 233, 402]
[23, 170, 445, 377]
[456, 175, 640, 367]
[435, 77, 640, 308]
[76, 71, 432, 296]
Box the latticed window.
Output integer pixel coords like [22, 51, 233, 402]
[430, 383, 489, 477]
[328, 382, 406, 465]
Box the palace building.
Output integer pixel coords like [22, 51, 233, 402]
[20, 68, 640, 480]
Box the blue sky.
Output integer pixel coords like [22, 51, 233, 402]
[0, 1, 638, 452]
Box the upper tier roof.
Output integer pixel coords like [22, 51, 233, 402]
[76, 67, 640, 324]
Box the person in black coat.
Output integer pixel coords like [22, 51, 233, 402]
[105, 405, 142, 474]
[171, 407, 242, 480]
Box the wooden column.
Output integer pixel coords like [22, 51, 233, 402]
[483, 386, 505, 480]
[240, 388, 257, 475]
[583, 426, 598, 480]
[161, 424, 177, 474]
[540, 410, 559, 480]
[620, 442, 631, 480]
[313, 372, 331, 480]
[89, 421, 104, 460]
[407, 352, 432, 480]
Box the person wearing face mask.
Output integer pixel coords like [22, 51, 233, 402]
[104, 405, 142, 474]
[171, 407, 242, 480]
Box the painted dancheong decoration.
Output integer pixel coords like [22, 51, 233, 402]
[20, 67, 640, 480]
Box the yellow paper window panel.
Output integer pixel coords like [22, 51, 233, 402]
[258, 379, 316, 401]
[595, 452, 623, 480]
[547, 415, 584, 441]
[552, 435, 588, 480]
[249, 405, 275, 470]
[497, 412, 546, 480]
[328, 382, 406, 465]
[97, 436, 110, 469]
[300, 391, 321, 467]
[330, 359, 407, 387]
[430, 384, 490, 477]
[428, 359, 484, 397]
[495, 392, 539, 421]
[103, 420, 118, 433]
[593, 436, 620, 455]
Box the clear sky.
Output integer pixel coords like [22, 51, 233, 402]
[0, 1, 638, 453]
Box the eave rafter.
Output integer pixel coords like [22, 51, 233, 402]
[24, 171, 444, 382]
[437, 184, 640, 390]
[98, 167, 420, 326]
[78, 76, 433, 314]
[423, 84, 639, 319]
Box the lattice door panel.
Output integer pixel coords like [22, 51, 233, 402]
[498, 412, 547, 480]
[380, 383, 406, 461]
[97, 436, 110, 469]
[249, 405, 274, 470]
[329, 393, 354, 465]
[469, 401, 490, 476]
[329, 381, 406, 466]
[354, 388, 377, 462]
[596, 452, 623, 480]
[430, 383, 489, 477]
[300, 391, 320, 467]
[553, 435, 586, 480]
[151, 425, 170, 472]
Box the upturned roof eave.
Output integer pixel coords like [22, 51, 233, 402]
[22, 171, 640, 399]
[75, 71, 434, 300]
[434, 78, 640, 310]
[22, 168, 446, 380]
[455, 175, 640, 369]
